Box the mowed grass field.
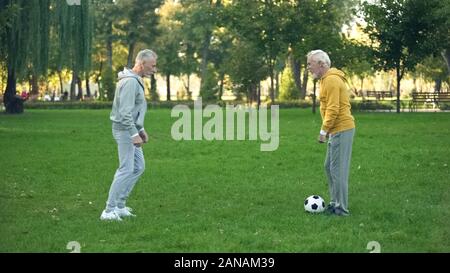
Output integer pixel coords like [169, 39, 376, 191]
[0, 108, 449, 253]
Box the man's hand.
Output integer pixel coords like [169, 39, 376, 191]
[139, 130, 149, 143]
[133, 135, 144, 147]
[318, 134, 327, 143]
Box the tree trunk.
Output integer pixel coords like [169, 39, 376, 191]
[257, 82, 261, 110]
[360, 77, 364, 95]
[441, 49, 450, 76]
[396, 67, 401, 114]
[275, 71, 279, 100]
[58, 70, 64, 95]
[269, 65, 275, 103]
[95, 61, 103, 99]
[70, 70, 77, 101]
[301, 68, 308, 99]
[166, 73, 171, 101]
[30, 74, 39, 97]
[127, 41, 136, 68]
[150, 74, 157, 101]
[435, 79, 442, 93]
[187, 74, 191, 100]
[4, 67, 24, 114]
[106, 22, 113, 69]
[85, 72, 91, 98]
[199, 32, 212, 93]
[219, 73, 224, 100]
[77, 75, 83, 100]
[290, 56, 302, 99]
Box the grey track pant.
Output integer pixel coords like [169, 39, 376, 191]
[106, 129, 145, 212]
[324, 128, 355, 214]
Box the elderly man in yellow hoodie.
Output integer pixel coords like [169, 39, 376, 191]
[307, 50, 355, 216]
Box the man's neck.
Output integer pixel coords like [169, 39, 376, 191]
[320, 67, 330, 79]
[131, 67, 142, 77]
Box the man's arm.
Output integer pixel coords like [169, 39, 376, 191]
[117, 80, 139, 137]
[318, 77, 340, 143]
[321, 79, 340, 133]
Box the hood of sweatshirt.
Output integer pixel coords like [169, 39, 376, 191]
[322, 68, 346, 82]
[117, 67, 141, 81]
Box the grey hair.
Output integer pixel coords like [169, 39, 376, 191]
[135, 49, 158, 65]
[307, 50, 331, 68]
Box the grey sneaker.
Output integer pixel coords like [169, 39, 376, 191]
[333, 207, 350, 217]
[115, 207, 136, 217]
[324, 204, 335, 215]
[100, 210, 123, 221]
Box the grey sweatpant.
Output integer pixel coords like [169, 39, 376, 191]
[324, 128, 355, 214]
[105, 129, 145, 212]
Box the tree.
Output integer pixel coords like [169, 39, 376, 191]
[155, 0, 183, 101]
[115, 0, 162, 68]
[225, 39, 267, 104]
[341, 40, 375, 96]
[415, 55, 449, 93]
[51, 0, 93, 101]
[362, 0, 448, 113]
[226, 0, 292, 103]
[286, 0, 358, 99]
[1, 0, 50, 113]
[279, 62, 299, 101]
[176, 0, 224, 100]
[91, 0, 117, 100]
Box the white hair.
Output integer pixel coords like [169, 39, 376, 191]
[307, 50, 331, 68]
[135, 49, 158, 65]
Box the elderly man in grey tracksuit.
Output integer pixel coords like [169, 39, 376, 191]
[101, 49, 157, 221]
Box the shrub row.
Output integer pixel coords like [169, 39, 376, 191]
[23, 99, 404, 111]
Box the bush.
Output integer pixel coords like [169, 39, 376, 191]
[279, 66, 299, 101]
[24, 101, 113, 110]
[438, 103, 450, 110]
[351, 100, 395, 111]
[267, 100, 312, 109]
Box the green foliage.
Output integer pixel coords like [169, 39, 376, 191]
[149, 75, 159, 102]
[362, 0, 447, 75]
[54, 0, 93, 73]
[155, 0, 183, 100]
[175, 0, 223, 95]
[199, 66, 219, 101]
[341, 41, 375, 79]
[415, 55, 449, 84]
[287, 0, 358, 67]
[279, 65, 299, 101]
[1, 0, 50, 80]
[224, 40, 267, 99]
[350, 100, 395, 111]
[438, 103, 450, 110]
[362, 0, 449, 112]
[101, 66, 115, 101]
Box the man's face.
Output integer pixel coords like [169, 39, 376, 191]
[307, 56, 322, 79]
[141, 58, 157, 78]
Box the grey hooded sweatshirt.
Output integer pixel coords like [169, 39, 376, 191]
[110, 68, 147, 136]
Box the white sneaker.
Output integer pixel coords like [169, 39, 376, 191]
[100, 210, 122, 221]
[115, 207, 136, 217]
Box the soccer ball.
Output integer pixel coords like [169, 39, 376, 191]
[304, 195, 325, 213]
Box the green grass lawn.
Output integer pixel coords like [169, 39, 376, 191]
[0, 108, 449, 253]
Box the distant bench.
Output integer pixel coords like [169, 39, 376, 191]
[365, 91, 394, 100]
[410, 92, 450, 111]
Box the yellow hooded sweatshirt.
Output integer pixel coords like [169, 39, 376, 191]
[319, 68, 355, 134]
